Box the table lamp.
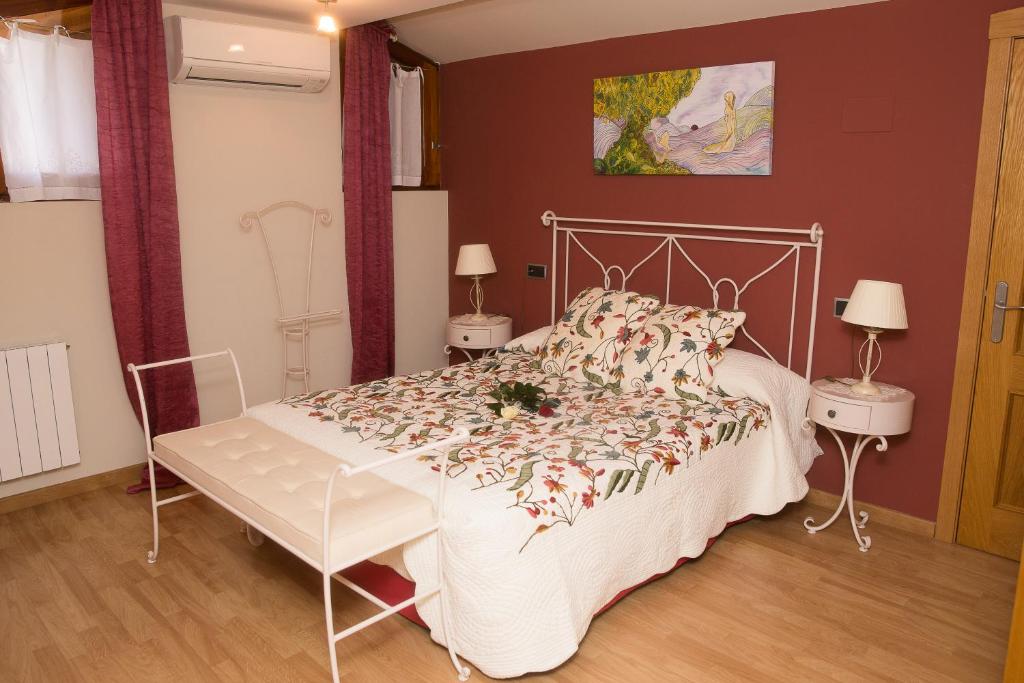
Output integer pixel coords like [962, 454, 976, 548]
[455, 244, 497, 322]
[841, 280, 908, 395]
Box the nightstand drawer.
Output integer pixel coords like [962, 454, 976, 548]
[447, 325, 492, 347]
[809, 396, 872, 431]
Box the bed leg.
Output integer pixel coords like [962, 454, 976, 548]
[146, 455, 160, 564]
[323, 571, 341, 683]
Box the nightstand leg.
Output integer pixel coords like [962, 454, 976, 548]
[804, 427, 888, 552]
[443, 345, 475, 363]
[804, 427, 852, 535]
[847, 435, 871, 551]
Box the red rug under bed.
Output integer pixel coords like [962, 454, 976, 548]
[339, 515, 754, 629]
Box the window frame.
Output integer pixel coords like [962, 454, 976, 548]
[4, 1, 91, 16]
[339, 31, 442, 190]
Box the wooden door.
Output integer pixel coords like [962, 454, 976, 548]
[958, 36, 1024, 561]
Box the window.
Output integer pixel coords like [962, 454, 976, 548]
[0, 4, 96, 202]
[388, 41, 441, 189]
[390, 63, 424, 187]
[339, 34, 442, 189]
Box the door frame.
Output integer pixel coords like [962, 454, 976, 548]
[937, 7, 1024, 543]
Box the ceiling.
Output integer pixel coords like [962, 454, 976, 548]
[169, 0, 887, 63]
[392, 0, 886, 63]
[168, 0, 463, 30]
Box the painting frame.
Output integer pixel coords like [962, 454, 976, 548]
[593, 60, 775, 176]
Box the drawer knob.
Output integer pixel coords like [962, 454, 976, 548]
[463, 335, 470, 342]
[827, 409, 837, 419]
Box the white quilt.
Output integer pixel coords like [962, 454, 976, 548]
[247, 348, 819, 678]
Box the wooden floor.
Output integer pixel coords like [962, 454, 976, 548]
[0, 485, 1017, 683]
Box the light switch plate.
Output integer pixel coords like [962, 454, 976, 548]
[527, 264, 547, 279]
[834, 297, 849, 318]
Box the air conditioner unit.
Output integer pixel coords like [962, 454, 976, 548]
[165, 16, 331, 93]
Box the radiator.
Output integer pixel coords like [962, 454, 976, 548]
[0, 343, 81, 481]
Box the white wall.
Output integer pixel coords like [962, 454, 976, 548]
[394, 195, 450, 376]
[0, 201, 140, 498]
[0, 4, 448, 498]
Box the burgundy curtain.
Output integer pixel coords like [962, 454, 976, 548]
[92, 0, 198, 492]
[343, 23, 395, 384]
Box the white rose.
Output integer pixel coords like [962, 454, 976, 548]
[500, 405, 520, 420]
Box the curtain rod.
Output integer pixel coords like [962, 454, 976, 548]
[0, 17, 89, 38]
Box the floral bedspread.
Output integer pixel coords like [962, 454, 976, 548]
[279, 351, 769, 552]
[250, 347, 816, 678]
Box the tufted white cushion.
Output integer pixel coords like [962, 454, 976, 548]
[153, 417, 435, 571]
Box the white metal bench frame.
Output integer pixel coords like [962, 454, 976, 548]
[128, 349, 471, 682]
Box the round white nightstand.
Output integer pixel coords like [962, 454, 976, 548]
[804, 378, 915, 552]
[445, 314, 513, 362]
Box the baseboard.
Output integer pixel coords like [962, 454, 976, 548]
[0, 464, 141, 516]
[805, 488, 936, 538]
[0, 470, 941, 538]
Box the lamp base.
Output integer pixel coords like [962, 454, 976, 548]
[468, 276, 487, 323]
[852, 328, 884, 396]
[850, 380, 881, 396]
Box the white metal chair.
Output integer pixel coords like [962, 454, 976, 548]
[128, 349, 471, 681]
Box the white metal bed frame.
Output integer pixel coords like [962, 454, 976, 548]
[542, 210, 825, 379]
[128, 350, 472, 682]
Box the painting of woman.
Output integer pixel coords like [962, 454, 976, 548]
[703, 91, 737, 154]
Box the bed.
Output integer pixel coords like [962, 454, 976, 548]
[240, 212, 827, 678]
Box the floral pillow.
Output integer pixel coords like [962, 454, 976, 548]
[539, 287, 661, 388]
[619, 304, 746, 402]
[501, 325, 554, 355]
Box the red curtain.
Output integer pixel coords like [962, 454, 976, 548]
[344, 23, 396, 384]
[92, 0, 198, 492]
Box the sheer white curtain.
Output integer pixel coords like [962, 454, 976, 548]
[0, 26, 100, 202]
[389, 64, 423, 187]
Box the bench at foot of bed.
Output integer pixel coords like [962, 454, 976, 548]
[128, 349, 472, 682]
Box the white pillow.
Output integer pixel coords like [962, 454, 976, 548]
[501, 325, 553, 355]
[711, 348, 821, 474]
[712, 348, 803, 403]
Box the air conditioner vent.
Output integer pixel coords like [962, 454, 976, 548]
[186, 65, 308, 89]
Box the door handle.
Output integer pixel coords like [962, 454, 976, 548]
[992, 280, 1024, 343]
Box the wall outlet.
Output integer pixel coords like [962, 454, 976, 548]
[527, 264, 547, 279]
[834, 297, 849, 318]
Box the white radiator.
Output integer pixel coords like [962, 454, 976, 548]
[0, 343, 81, 481]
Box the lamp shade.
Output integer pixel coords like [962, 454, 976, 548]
[455, 244, 497, 276]
[841, 280, 908, 330]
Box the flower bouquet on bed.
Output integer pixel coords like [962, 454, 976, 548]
[486, 381, 561, 420]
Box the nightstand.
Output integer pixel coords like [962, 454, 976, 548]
[804, 377, 915, 552]
[445, 314, 513, 362]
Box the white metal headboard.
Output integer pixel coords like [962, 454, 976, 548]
[541, 210, 824, 380]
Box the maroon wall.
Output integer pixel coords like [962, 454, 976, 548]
[441, 0, 1018, 521]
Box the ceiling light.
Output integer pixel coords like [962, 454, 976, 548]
[316, 0, 338, 34]
[317, 14, 337, 33]
[228, 43, 245, 53]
